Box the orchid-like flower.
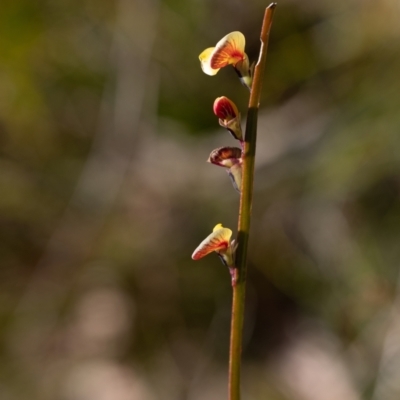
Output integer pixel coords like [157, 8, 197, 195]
[192, 223, 237, 268]
[213, 96, 243, 141]
[208, 146, 242, 167]
[208, 147, 242, 192]
[199, 31, 252, 89]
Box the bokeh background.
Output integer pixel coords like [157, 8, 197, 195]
[1, 0, 400, 399]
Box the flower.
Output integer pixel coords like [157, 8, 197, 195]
[213, 96, 243, 141]
[192, 223, 236, 267]
[208, 147, 242, 192]
[199, 31, 252, 89]
[208, 146, 241, 168]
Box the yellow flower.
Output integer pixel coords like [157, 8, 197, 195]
[199, 32, 252, 88]
[192, 223, 236, 267]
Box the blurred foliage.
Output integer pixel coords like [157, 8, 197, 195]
[1, 0, 400, 399]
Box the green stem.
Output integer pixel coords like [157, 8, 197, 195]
[228, 4, 277, 400]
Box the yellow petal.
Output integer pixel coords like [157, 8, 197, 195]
[210, 31, 245, 69]
[199, 47, 220, 76]
[213, 223, 224, 231]
[192, 224, 233, 260]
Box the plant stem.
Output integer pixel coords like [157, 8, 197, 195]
[228, 4, 277, 400]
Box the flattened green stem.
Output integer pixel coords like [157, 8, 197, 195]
[228, 4, 277, 400]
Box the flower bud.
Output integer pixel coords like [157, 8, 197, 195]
[213, 97, 243, 141]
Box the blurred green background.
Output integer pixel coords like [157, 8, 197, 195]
[1, 0, 400, 399]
